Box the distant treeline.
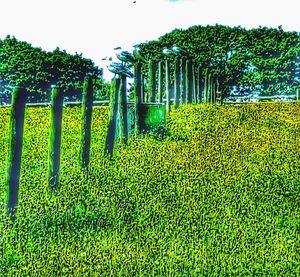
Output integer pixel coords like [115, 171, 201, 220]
[138, 25, 300, 96]
[0, 36, 110, 101]
[1, 25, 299, 101]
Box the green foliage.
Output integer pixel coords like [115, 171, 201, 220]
[0, 103, 300, 275]
[0, 36, 104, 100]
[138, 25, 300, 96]
[148, 124, 170, 141]
[93, 79, 111, 101]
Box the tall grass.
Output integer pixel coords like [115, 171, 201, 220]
[0, 103, 299, 276]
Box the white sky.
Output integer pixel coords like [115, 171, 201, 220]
[0, 0, 299, 80]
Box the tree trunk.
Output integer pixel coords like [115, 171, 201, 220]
[80, 77, 93, 169]
[6, 86, 26, 221]
[48, 86, 64, 190]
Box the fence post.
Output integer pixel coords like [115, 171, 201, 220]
[5, 86, 26, 220]
[134, 63, 142, 134]
[48, 86, 64, 190]
[104, 77, 120, 157]
[80, 77, 93, 169]
[157, 61, 164, 103]
[118, 74, 128, 144]
[165, 60, 170, 114]
[174, 57, 180, 108]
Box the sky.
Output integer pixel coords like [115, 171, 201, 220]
[0, 0, 299, 80]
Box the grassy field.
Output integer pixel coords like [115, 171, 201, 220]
[0, 103, 299, 276]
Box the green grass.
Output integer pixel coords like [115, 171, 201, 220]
[0, 103, 300, 276]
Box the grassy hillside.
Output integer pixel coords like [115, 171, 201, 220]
[0, 103, 299, 276]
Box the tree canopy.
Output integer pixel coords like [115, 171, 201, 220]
[1, 26, 299, 100]
[138, 25, 299, 96]
[0, 36, 109, 101]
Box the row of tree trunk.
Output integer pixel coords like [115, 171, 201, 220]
[5, 64, 223, 221]
[6, 79, 94, 221]
[139, 60, 223, 108]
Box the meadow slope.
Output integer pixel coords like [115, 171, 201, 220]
[0, 103, 299, 276]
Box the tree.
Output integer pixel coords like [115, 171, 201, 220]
[0, 36, 104, 101]
[136, 25, 300, 97]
